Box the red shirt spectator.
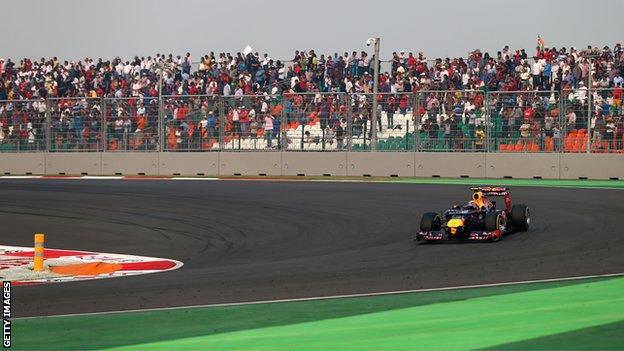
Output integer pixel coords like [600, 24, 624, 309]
[175, 106, 186, 120]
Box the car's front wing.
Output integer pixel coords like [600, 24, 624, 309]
[415, 229, 502, 242]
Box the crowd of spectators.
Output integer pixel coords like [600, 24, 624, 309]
[1, 42, 623, 152]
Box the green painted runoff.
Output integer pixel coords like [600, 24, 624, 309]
[12, 277, 624, 350]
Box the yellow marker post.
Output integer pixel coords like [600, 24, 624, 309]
[34, 233, 45, 272]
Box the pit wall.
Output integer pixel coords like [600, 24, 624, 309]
[0, 152, 622, 180]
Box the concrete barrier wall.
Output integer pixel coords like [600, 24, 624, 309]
[560, 154, 624, 179]
[46, 153, 101, 175]
[485, 153, 560, 179]
[220, 152, 282, 176]
[101, 153, 159, 175]
[0, 152, 623, 179]
[159, 153, 219, 176]
[416, 152, 486, 178]
[0, 153, 45, 175]
[347, 152, 414, 177]
[282, 152, 347, 176]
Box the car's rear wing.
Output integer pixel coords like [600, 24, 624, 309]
[470, 187, 510, 196]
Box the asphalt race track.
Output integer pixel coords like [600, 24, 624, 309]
[2, 179, 623, 317]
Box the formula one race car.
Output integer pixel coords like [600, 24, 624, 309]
[416, 187, 529, 242]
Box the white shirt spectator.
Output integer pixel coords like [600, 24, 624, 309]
[232, 108, 240, 122]
[264, 115, 273, 130]
[532, 61, 543, 75]
[577, 85, 587, 104]
[234, 87, 243, 97]
[132, 82, 141, 96]
[223, 83, 231, 96]
[462, 73, 470, 86]
[206, 81, 218, 95]
[262, 55, 271, 66]
[567, 111, 576, 125]
[123, 63, 132, 76]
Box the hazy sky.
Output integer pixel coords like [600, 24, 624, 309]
[1, 0, 623, 62]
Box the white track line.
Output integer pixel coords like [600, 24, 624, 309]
[15, 272, 624, 320]
[80, 176, 125, 180]
[43, 176, 82, 179]
[0, 175, 42, 179]
[171, 177, 219, 181]
[310, 179, 368, 183]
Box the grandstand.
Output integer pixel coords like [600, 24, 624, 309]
[1, 43, 622, 153]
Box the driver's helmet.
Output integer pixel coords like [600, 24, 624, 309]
[470, 191, 487, 208]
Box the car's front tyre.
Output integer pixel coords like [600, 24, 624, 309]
[485, 211, 504, 231]
[420, 212, 441, 231]
[484, 211, 506, 242]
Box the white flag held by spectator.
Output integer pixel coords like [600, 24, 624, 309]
[243, 45, 253, 56]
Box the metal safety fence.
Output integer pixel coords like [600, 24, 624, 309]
[163, 95, 220, 151]
[49, 97, 105, 152]
[104, 97, 159, 152]
[1, 89, 622, 153]
[415, 91, 487, 152]
[0, 99, 47, 152]
[487, 91, 563, 153]
[561, 88, 624, 153]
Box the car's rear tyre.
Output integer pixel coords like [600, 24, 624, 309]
[484, 212, 503, 232]
[511, 204, 530, 231]
[420, 212, 441, 231]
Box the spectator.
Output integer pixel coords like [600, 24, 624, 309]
[264, 114, 273, 148]
[249, 116, 259, 145]
[203, 110, 215, 139]
[335, 119, 346, 150]
[231, 106, 240, 137]
[272, 112, 281, 149]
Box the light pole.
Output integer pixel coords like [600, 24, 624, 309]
[583, 53, 600, 154]
[367, 37, 380, 151]
[154, 63, 164, 152]
[155, 62, 172, 152]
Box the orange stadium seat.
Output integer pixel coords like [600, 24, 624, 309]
[544, 136, 553, 152]
[167, 132, 176, 150]
[271, 104, 283, 115]
[579, 140, 587, 153]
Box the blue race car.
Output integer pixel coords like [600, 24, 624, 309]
[416, 187, 530, 242]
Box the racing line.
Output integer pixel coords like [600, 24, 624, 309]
[1, 179, 623, 317]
